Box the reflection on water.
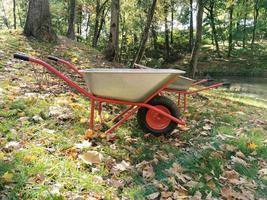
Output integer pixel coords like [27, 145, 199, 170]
[215, 77, 267, 100]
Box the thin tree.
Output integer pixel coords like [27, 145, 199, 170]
[104, 0, 120, 61]
[13, 0, 16, 29]
[227, 3, 234, 57]
[1, 0, 9, 28]
[164, 2, 170, 61]
[24, 0, 57, 42]
[188, 0, 204, 78]
[242, 0, 248, 48]
[251, 0, 259, 49]
[205, 0, 221, 57]
[67, 0, 76, 40]
[189, 0, 194, 52]
[92, 0, 109, 47]
[133, 0, 157, 65]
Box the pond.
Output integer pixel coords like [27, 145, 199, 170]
[214, 77, 267, 100]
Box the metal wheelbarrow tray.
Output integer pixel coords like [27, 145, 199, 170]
[80, 68, 185, 102]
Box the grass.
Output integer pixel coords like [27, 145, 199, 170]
[0, 30, 267, 199]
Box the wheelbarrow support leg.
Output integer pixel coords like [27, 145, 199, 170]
[90, 99, 95, 130]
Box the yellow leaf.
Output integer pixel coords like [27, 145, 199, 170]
[0, 151, 4, 160]
[23, 155, 37, 163]
[247, 142, 257, 150]
[79, 117, 88, 123]
[71, 57, 78, 63]
[84, 129, 94, 140]
[79, 151, 103, 164]
[1, 172, 13, 183]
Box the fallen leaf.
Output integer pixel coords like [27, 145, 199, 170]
[84, 129, 94, 140]
[247, 142, 257, 150]
[23, 155, 37, 163]
[191, 191, 202, 200]
[112, 160, 131, 173]
[236, 151, 246, 159]
[4, 141, 21, 152]
[74, 140, 92, 149]
[142, 164, 154, 180]
[146, 192, 159, 200]
[79, 151, 103, 165]
[65, 147, 78, 159]
[231, 156, 248, 166]
[179, 125, 190, 131]
[203, 124, 212, 131]
[221, 187, 234, 199]
[161, 191, 173, 198]
[1, 172, 14, 183]
[258, 168, 267, 179]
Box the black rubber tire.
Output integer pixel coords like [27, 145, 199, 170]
[137, 96, 179, 136]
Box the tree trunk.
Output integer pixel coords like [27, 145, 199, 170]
[251, 0, 259, 49]
[242, 0, 247, 48]
[92, 0, 101, 47]
[133, 0, 157, 64]
[227, 5, 234, 57]
[188, 0, 204, 78]
[151, 22, 158, 50]
[1, 0, 9, 28]
[85, 12, 91, 40]
[67, 0, 76, 40]
[189, 0, 194, 52]
[170, 1, 174, 44]
[104, 0, 120, 61]
[95, 7, 108, 47]
[208, 1, 221, 57]
[164, 4, 170, 61]
[76, 5, 82, 36]
[24, 0, 56, 42]
[13, 0, 16, 29]
[93, 0, 109, 47]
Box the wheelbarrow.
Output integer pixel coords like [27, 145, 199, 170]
[14, 53, 188, 136]
[46, 56, 224, 113]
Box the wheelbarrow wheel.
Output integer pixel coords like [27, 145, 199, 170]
[137, 96, 179, 136]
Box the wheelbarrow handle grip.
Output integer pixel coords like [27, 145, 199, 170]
[47, 55, 59, 62]
[14, 53, 30, 61]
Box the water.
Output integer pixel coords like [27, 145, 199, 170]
[214, 77, 267, 100]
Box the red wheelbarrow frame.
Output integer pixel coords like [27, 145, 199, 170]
[48, 56, 224, 113]
[14, 54, 186, 135]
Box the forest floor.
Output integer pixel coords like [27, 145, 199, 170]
[0, 30, 267, 200]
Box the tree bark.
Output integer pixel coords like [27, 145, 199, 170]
[251, 0, 259, 49]
[227, 4, 234, 57]
[92, 0, 109, 47]
[24, 0, 56, 42]
[104, 0, 120, 61]
[133, 0, 157, 65]
[207, 0, 221, 57]
[151, 22, 158, 50]
[13, 0, 16, 29]
[170, 0, 174, 44]
[164, 3, 170, 61]
[1, 0, 9, 28]
[67, 0, 76, 40]
[189, 0, 194, 52]
[188, 0, 204, 78]
[242, 0, 247, 48]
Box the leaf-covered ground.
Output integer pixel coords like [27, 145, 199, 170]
[0, 30, 267, 200]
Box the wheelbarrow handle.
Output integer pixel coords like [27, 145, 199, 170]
[14, 53, 30, 61]
[47, 55, 83, 78]
[47, 55, 59, 62]
[13, 53, 92, 98]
